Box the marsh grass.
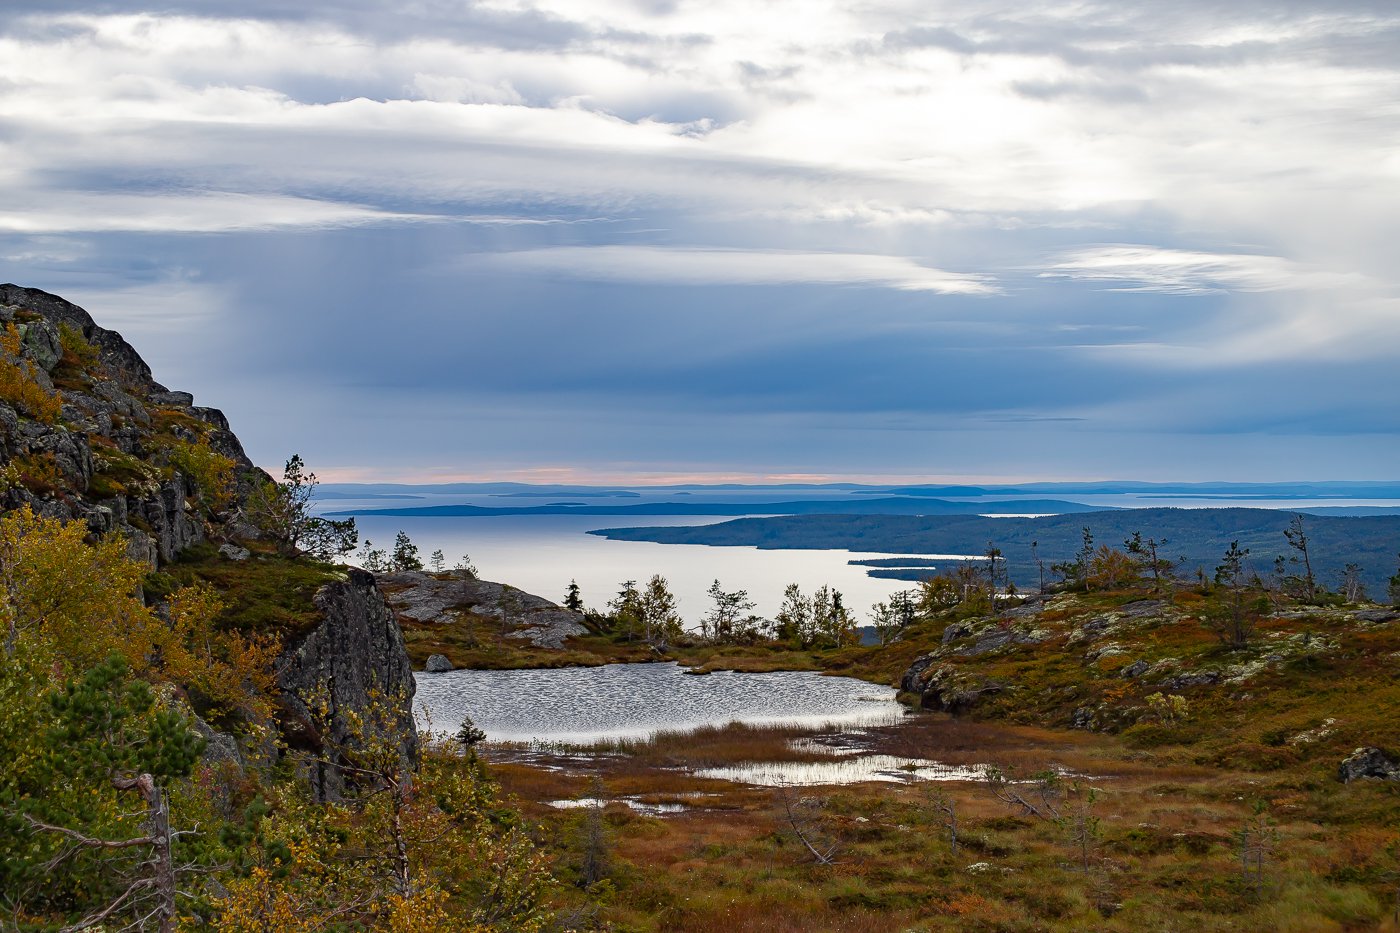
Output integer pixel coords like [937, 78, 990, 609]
[489, 586, 1400, 930]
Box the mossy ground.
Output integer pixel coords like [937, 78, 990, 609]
[149, 541, 342, 640]
[485, 587, 1400, 931]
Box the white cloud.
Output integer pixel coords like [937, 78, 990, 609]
[0, 1, 1397, 370]
[1037, 245, 1366, 295]
[478, 246, 999, 294]
[0, 192, 436, 234]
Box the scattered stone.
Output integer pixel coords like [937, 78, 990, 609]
[424, 653, 454, 673]
[940, 622, 974, 645]
[953, 625, 1049, 657]
[1288, 718, 1337, 746]
[900, 657, 1005, 714]
[1084, 642, 1127, 662]
[1121, 659, 1150, 679]
[1070, 707, 1096, 730]
[1339, 747, 1400, 783]
[999, 601, 1045, 620]
[218, 543, 250, 561]
[1119, 599, 1170, 619]
[149, 389, 195, 407]
[1166, 670, 1222, 690]
[1067, 615, 1116, 645]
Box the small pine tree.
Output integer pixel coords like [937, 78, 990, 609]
[1209, 540, 1256, 648]
[390, 530, 422, 572]
[245, 455, 358, 560]
[564, 580, 584, 613]
[429, 549, 446, 573]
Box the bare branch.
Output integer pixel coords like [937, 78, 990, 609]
[20, 813, 156, 850]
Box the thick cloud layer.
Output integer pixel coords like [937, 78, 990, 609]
[0, 1, 1395, 481]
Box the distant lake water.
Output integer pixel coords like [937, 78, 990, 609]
[321, 491, 1396, 628]
[413, 662, 904, 744]
[339, 511, 965, 625]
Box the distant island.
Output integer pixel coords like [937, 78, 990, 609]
[592, 507, 1400, 591]
[325, 496, 1107, 519]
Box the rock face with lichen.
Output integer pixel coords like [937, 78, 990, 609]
[277, 568, 419, 800]
[0, 283, 260, 567]
[0, 283, 418, 800]
[1338, 747, 1400, 783]
[378, 569, 588, 649]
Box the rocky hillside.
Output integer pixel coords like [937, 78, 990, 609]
[0, 284, 415, 797]
[890, 588, 1400, 776]
[0, 283, 261, 567]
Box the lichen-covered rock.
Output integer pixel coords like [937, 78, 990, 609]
[277, 568, 418, 801]
[424, 653, 454, 673]
[953, 625, 1051, 657]
[377, 570, 587, 648]
[0, 284, 268, 566]
[1120, 659, 1150, 679]
[900, 655, 1004, 713]
[1338, 747, 1400, 783]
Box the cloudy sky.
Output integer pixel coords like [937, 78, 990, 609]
[0, 1, 1396, 483]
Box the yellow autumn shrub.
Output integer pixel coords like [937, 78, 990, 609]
[0, 324, 62, 423]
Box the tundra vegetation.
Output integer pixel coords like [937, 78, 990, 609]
[469, 523, 1400, 931]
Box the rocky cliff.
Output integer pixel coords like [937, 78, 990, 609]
[0, 284, 416, 798]
[0, 283, 258, 567]
[278, 568, 418, 799]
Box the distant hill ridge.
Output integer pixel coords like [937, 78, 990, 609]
[592, 508, 1400, 592]
[326, 496, 1106, 519]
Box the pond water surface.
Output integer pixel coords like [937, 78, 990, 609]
[413, 662, 905, 745]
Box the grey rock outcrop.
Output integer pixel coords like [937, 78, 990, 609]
[0, 284, 265, 567]
[1338, 747, 1400, 783]
[377, 570, 588, 648]
[900, 653, 1005, 714]
[0, 285, 422, 805]
[424, 653, 454, 673]
[277, 568, 418, 801]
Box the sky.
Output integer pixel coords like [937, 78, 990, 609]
[0, 1, 1396, 484]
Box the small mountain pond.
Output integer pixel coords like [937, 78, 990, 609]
[414, 662, 989, 792]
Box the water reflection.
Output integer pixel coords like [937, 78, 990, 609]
[694, 756, 986, 786]
[414, 662, 905, 745]
[546, 797, 692, 815]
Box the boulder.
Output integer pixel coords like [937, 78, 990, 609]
[900, 655, 1004, 714]
[219, 543, 251, 561]
[424, 653, 454, 673]
[1120, 659, 1150, 679]
[1339, 747, 1400, 783]
[377, 570, 587, 649]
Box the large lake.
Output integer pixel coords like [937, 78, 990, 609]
[343, 512, 965, 625]
[413, 662, 905, 745]
[325, 491, 1396, 628]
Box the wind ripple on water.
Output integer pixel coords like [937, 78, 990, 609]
[413, 662, 905, 745]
